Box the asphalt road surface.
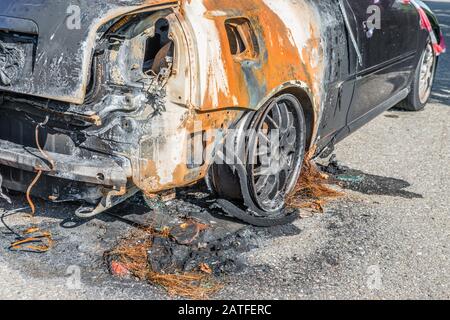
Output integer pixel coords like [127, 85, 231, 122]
[0, 1, 449, 300]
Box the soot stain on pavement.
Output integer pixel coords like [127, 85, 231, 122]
[230, 156, 421, 297]
[0, 195, 152, 292]
[320, 156, 423, 199]
[0, 187, 302, 295]
[236, 201, 383, 297]
[105, 190, 302, 278]
[301, 202, 381, 294]
[0, 156, 412, 296]
[0, 215, 124, 283]
[340, 170, 423, 199]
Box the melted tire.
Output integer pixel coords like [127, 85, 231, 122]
[217, 199, 299, 227]
[208, 94, 307, 226]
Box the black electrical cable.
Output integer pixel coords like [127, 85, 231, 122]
[0, 209, 53, 253]
[0, 210, 26, 240]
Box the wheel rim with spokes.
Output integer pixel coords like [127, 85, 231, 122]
[247, 95, 305, 214]
[419, 43, 436, 104]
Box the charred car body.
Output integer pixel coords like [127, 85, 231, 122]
[0, 0, 444, 225]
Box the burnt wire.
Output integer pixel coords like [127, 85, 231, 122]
[0, 209, 52, 253]
[25, 171, 42, 216]
[34, 116, 56, 170]
[25, 115, 55, 216]
[1, 210, 26, 239]
[0, 204, 54, 254]
[0, 116, 55, 253]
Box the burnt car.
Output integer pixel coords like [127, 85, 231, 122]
[0, 0, 445, 226]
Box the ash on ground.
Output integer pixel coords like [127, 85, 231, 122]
[105, 185, 301, 277]
[106, 155, 415, 280]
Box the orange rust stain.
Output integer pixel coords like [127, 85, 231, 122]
[186, 0, 323, 112]
[137, 108, 242, 194]
[168, 164, 191, 187]
[140, 159, 160, 193]
[135, 0, 324, 194]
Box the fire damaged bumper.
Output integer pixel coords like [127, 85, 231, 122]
[0, 139, 130, 188]
[0, 134, 133, 211]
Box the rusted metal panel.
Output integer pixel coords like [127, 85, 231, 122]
[181, 0, 325, 114]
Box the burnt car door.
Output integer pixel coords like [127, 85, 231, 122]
[342, 0, 420, 130]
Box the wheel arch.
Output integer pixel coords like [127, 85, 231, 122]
[254, 82, 317, 151]
[417, 1, 443, 40]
